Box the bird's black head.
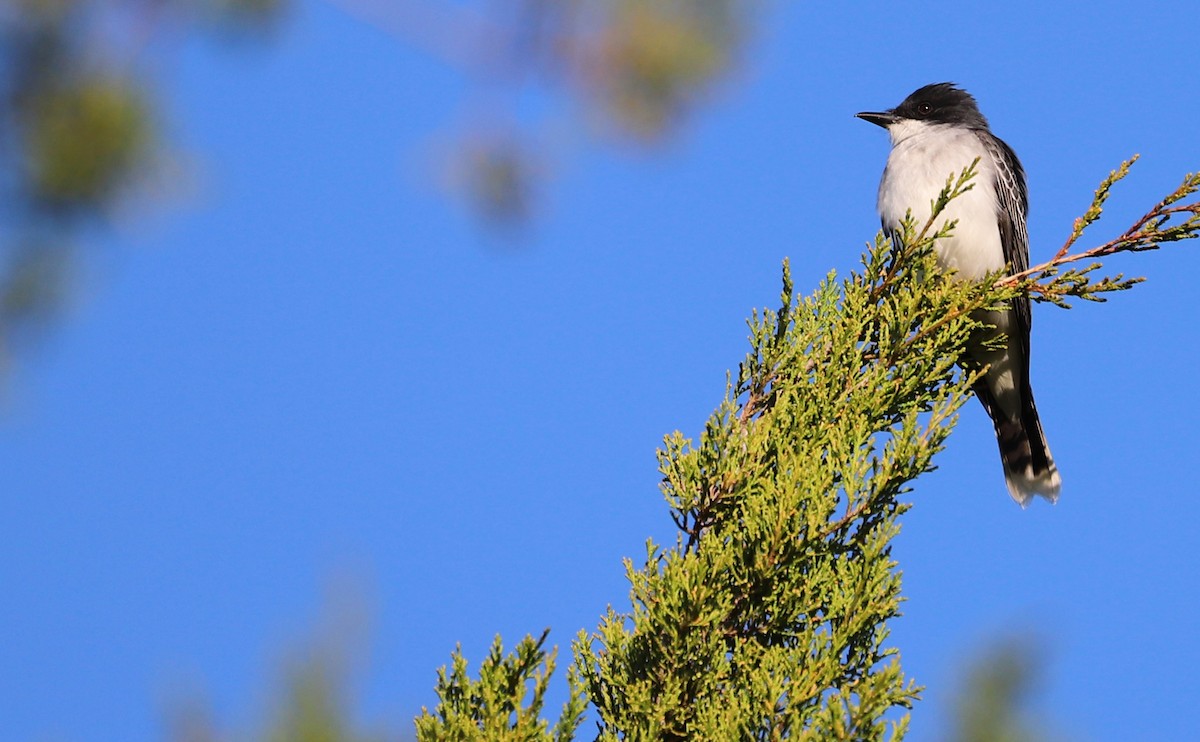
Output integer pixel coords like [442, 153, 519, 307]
[857, 83, 989, 130]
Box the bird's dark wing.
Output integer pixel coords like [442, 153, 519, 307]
[975, 130, 1056, 480]
[979, 130, 1031, 337]
[983, 132, 1029, 271]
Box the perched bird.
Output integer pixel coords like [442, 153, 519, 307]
[856, 82, 1060, 506]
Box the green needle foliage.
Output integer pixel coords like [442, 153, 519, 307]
[165, 159, 1198, 742]
[1005, 156, 1200, 307]
[419, 158, 1200, 740]
[573, 165, 1002, 741]
[415, 630, 588, 742]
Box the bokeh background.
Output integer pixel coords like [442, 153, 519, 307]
[2, 1, 1198, 739]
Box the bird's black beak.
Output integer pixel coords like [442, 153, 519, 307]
[855, 110, 897, 128]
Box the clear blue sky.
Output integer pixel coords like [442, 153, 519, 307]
[3, 1, 1198, 739]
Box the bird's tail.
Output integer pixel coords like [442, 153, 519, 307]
[975, 381, 1061, 507]
[992, 396, 1060, 507]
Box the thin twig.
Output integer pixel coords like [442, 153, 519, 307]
[1000, 165, 1200, 297]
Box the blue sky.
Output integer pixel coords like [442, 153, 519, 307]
[3, 1, 1198, 739]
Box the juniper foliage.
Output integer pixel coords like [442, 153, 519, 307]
[419, 158, 1200, 740]
[572, 165, 1007, 740]
[415, 631, 588, 742]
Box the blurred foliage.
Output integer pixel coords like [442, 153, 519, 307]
[0, 0, 286, 375]
[20, 73, 151, 208]
[264, 660, 382, 742]
[168, 587, 388, 742]
[171, 651, 387, 742]
[581, 0, 743, 138]
[0, 0, 751, 377]
[947, 640, 1055, 742]
[478, 0, 750, 219]
[458, 133, 536, 226]
[0, 242, 71, 373]
[343, 0, 753, 221]
[208, 0, 288, 29]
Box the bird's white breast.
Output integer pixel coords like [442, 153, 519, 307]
[877, 121, 1004, 279]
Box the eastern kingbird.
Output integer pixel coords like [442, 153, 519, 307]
[857, 83, 1060, 506]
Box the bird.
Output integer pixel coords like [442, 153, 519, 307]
[856, 82, 1060, 506]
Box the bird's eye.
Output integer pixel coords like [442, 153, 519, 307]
[916, 102, 933, 116]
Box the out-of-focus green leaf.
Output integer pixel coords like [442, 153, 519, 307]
[205, 0, 289, 33]
[948, 640, 1054, 742]
[587, 0, 742, 139]
[21, 74, 153, 210]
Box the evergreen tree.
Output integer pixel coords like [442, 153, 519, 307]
[416, 160, 1200, 740]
